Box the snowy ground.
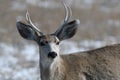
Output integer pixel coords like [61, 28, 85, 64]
[0, 43, 39, 80]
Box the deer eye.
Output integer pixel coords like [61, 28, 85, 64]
[45, 41, 48, 44]
[40, 41, 49, 46]
[40, 42, 46, 46]
[56, 42, 60, 45]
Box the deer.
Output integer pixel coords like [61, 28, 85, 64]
[16, 2, 120, 80]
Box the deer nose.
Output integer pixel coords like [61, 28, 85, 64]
[48, 52, 57, 58]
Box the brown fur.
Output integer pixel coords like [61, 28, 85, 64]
[40, 34, 59, 43]
[50, 44, 120, 80]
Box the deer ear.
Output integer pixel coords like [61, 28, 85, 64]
[16, 21, 39, 41]
[54, 19, 80, 41]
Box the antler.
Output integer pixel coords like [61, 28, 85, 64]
[54, 2, 72, 34]
[63, 2, 72, 25]
[26, 10, 43, 35]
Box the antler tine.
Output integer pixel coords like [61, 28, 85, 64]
[26, 10, 43, 35]
[53, 2, 72, 35]
[63, 2, 68, 23]
[67, 2, 72, 20]
[63, 2, 72, 24]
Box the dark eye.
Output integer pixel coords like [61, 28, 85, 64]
[56, 42, 60, 45]
[40, 42, 45, 46]
[45, 41, 48, 44]
[40, 41, 48, 46]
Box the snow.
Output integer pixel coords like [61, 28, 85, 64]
[21, 44, 38, 61]
[80, 40, 105, 48]
[60, 41, 86, 54]
[0, 43, 40, 80]
[13, 68, 39, 80]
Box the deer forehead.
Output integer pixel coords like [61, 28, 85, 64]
[40, 34, 59, 42]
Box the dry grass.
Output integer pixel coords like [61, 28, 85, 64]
[0, 0, 120, 44]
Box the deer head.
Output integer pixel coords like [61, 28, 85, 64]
[16, 3, 80, 72]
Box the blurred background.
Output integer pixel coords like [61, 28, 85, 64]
[0, 0, 120, 79]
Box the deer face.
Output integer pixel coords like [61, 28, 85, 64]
[16, 2, 80, 59]
[38, 34, 60, 58]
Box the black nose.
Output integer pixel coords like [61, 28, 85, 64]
[48, 52, 57, 58]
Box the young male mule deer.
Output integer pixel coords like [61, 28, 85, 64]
[16, 2, 120, 80]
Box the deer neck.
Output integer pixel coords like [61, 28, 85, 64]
[39, 54, 50, 80]
[39, 49, 56, 80]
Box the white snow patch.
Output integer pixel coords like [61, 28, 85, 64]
[0, 43, 17, 54]
[60, 41, 86, 54]
[60, 40, 106, 54]
[0, 43, 39, 80]
[80, 40, 105, 48]
[13, 68, 40, 80]
[21, 44, 39, 61]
